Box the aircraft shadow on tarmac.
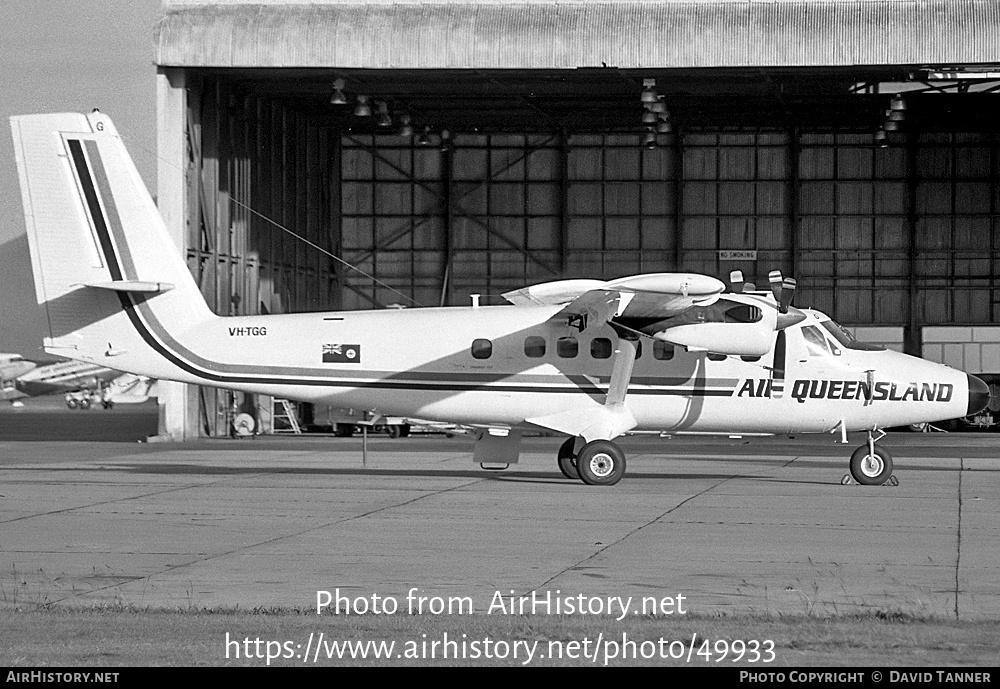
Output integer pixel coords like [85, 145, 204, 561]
[12, 461, 906, 486]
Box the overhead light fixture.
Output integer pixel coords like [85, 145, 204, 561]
[642, 110, 658, 125]
[649, 100, 666, 114]
[354, 95, 372, 117]
[657, 120, 673, 134]
[888, 110, 905, 122]
[399, 114, 414, 138]
[642, 131, 656, 149]
[874, 129, 889, 147]
[376, 101, 391, 127]
[329, 77, 347, 106]
[890, 94, 907, 111]
[883, 120, 900, 132]
[641, 78, 658, 104]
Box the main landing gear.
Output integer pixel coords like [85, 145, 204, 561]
[557, 437, 627, 486]
[845, 429, 896, 486]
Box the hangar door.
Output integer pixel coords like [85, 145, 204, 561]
[183, 78, 1000, 436]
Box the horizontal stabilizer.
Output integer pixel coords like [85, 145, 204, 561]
[84, 281, 175, 294]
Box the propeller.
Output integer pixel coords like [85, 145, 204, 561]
[779, 277, 796, 314]
[729, 270, 756, 293]
[768, 270, 783, 301]
[767, 270, 796, 314]
[729, 270, 744, 294]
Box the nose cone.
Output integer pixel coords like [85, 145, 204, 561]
[776, 306, 807, 330]
[967, 374, 991, 416]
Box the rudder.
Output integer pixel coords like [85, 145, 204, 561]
[11, 111, 213, 374]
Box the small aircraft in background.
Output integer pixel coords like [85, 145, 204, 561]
[2, 353, 154, 409]
[6, 358, 153, 409]
[1, 353, 39, 400]
[9, 111, 991, 485]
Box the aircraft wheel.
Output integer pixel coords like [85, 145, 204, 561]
[334, 424, 355, 437]
[557, 436, 579, 480]
[79, 397, 91, 410]
[66, 398, 78, 409]
[387, 425, 402, 439]
[576, 440, 626, 486]
[849, 444, 893, 486]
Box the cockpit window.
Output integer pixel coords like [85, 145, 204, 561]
[801, 326, 832, 356]
[819, 320, 886, 351]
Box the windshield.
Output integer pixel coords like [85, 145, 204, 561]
[801, 325, 834, 357]
[820, 320, 886, 351]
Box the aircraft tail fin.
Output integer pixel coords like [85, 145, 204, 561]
[10, 111, 214, 374]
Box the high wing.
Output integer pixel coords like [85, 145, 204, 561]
[503, 272, 804, 357]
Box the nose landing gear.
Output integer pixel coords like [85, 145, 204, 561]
[845, 429, 897, 486]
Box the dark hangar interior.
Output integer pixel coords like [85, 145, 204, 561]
[154, 0, 1000, 436]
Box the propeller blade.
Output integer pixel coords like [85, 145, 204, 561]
[729, 270, 744, 294]
[768, 270, 783, 303]
[779, 277, 796, 314]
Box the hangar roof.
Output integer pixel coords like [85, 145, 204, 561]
[157, 0, 1000, 69]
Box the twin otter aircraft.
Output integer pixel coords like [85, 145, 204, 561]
[11, 112, 990, 486]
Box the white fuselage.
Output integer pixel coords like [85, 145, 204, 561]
[93, 300, 972, 436]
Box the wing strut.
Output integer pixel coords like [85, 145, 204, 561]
[524, 332, 639, 441]
[605, 337, 638, 407]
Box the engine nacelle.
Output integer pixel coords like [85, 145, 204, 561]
[654, 308, 778, 357]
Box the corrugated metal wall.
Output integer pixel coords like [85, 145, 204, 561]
[157, 1, 1000, 69]
[338, 125, 1000, 325]
[187, 80, 339, 435]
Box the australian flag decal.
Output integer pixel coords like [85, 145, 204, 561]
[323, 344, 361, 364]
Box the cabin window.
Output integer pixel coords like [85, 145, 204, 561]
[591, 338, 613, 359]
[707, 353, 727, 362]
[471, 338, 492, 360]
[524, 336, 546, 358]
[557, 336, 579, 358]
[653, 341, 675, 360]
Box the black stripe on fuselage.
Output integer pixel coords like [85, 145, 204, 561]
[66, 138, 732, 398]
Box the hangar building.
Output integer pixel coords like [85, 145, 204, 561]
[153, 0, 1000, 438]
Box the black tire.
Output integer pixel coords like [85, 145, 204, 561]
[387, 425, 402, 439]
[576, 440, 627, 486]
[850, 444, 893, 485]
[334, 424, 355, 438]
[557, 437, 579, 480]
[79, 397, 91, 410]
[399, 424, 411, 438]
[66, 398, 78, 409]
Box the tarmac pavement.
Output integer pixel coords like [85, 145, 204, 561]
[1, 400, 997, 621]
